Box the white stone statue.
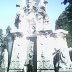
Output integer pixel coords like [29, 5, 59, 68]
[54, 29, 71, 70]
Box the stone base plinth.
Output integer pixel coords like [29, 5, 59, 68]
[9, 69, 24, 72]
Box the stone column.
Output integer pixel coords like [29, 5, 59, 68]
[26, 36, 37, 72]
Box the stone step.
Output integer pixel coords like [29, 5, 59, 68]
[9, 69, 24, 72]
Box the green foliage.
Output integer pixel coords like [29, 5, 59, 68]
[55, 10, 72, 47]
[0, 29, 4, 67]
[63, 0, 72, 5]
[0, 29, 8, 67]
[55, 11, 68, 30]
[63, 0, 72, 24]
[0, 29, 3, 36]
[55, 0, 72, 47]
[0, 29, 4, 43]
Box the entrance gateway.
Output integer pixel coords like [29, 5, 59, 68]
[0, 0, 71, 72]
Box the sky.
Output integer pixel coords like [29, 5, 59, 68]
[0, 0, 68, 34]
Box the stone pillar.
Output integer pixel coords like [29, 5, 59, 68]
[26, 36, 37, 72]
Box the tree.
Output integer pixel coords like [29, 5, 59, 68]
[0, 29, 5, 67]
[0, 29, 3, 36]
[55, 10, 72, 47]
[63, 0, 72, 4]
[55, 0, 72, 47]
[62, 0, 72, 24]
[55, 11, 69, 30]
